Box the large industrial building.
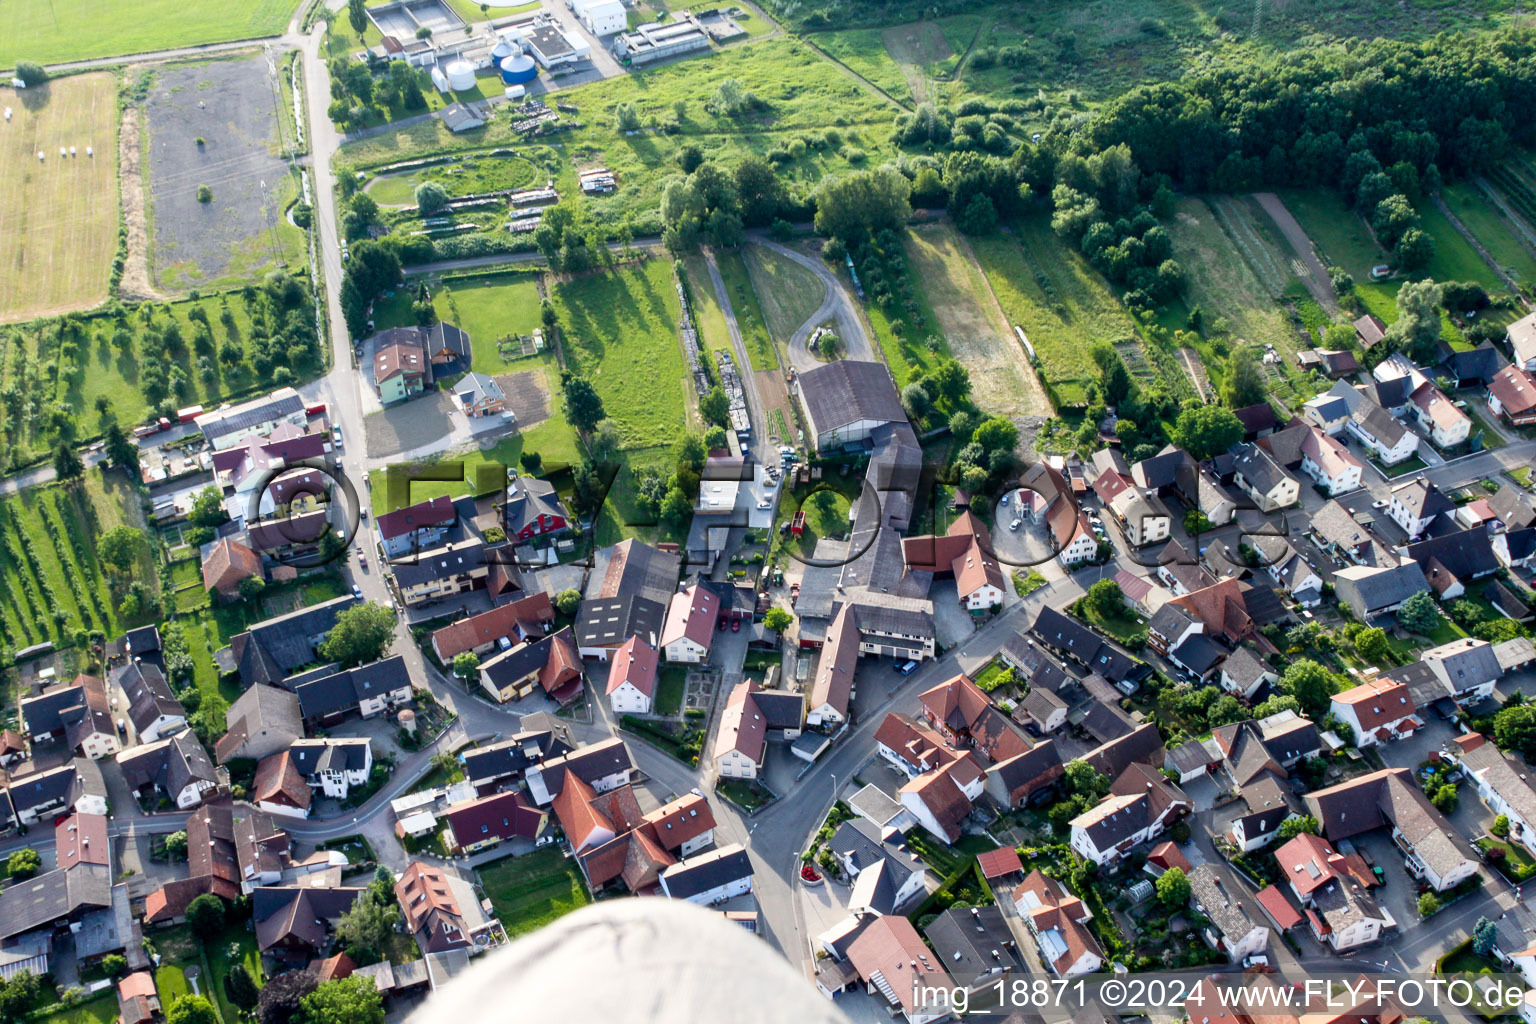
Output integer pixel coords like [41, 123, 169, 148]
[573, 0, 626, 35]
[794, 360, 908, 453]
[508, 19, 592, 69]
[611, 20, 711, 67]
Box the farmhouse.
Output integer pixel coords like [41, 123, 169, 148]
[795, 359, 907, 453]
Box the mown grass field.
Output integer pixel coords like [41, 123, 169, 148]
[0, 74, 120, 323]
[741, 244, 824, 345]
[970, 217, 1138, 407]
[0, 0, 294, 66]
[1168, 196, 1297, 360]
[682, 254, 732, 357]
[552, 259, 686, 449]
[1416, 200, 1507, 294]
[1441, 180, 1536, 290]
[815, 27, 918, 103]
[418, 270, 546, 375]
[1276, 189, 1400, 323]
[478, 847, 592, 938]
[714, 250, 779, 371]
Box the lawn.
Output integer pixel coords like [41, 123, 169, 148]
[1417, 200, 1509, 296]
[1276, 189, 1400, 322]
[1441, 181, 1536, 290]
[655, 663, 687, 717]
[364, 149, 552, 206]
[478, 847, 592, 938]
[206, 925, 264, 1024]
[369, 425, 584, 516]
[37, 992, 121, 1024]
[814, 27, 915, 103]
[1170, 197, 1298, 356]
[741, 243, 825, 345]
[0, 0, 294, 66]
[714, 249, 779, 371]
[682, 254, 733, 356]
[428, 270, 546, 375]
[971, 217, 1139, 408]
[0, 74, 120, 323]
[791, 490, 853, 559]
[715, 777, 775, 812]
[552, 259, 687, 449]
[1477, 836, 1536, 883]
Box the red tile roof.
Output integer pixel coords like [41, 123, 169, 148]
[713, 680, 767, 765]
[1491, 364, 1536, 418]
[445, 789, 545, 849]
[1254, 884, 1303, 930]
[376, 495, 457, 541]
[976, 846, 1024, 879]
[202, 537, 263, 596]
[660, 584, 717, 651]
[430, 592, 554, 660]
[641, 792, 715, 852]
[606, 636, 659, 698]
[252, 751, 311, 812]
[56, 811, 109, 868]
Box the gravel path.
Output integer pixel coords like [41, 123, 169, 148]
[1252, 191, 1340, 315]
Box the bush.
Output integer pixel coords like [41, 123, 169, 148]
[14, 61, 48, 87]
[196, 185, 213, 204]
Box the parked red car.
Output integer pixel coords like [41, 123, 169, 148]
[731, 618, 740, 632]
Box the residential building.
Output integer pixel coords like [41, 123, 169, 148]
[922, 905, 1023, 992]
[642, 792, 716, 858]
[844, 915, 955, 1024]
[289, 656, 414, 725]
[984, 740, 1064, 810]
[428, 592, 555, 662]
[116, 733, 218, 809]
[1212, 711, 1321, 787]
[1420, 636, 1505, 702]
[1273, 832, 1391, 951]
[898, 755, 985, 843]
[713, 679, 800, 780]
[605, 636, 659, 715]
[1298, 424, 1363, 495]
[373, 330, 430, 403]
[1329, 678, 1420, 747]
[1450, 732, 1536, 861]
[395, 862, 502, 954]
[1387, 477, 1455, 538]
[120, 661, 186, 744]
[900, 511, 1007, 611]
[194, 387, 307, 451]
[1230, 773, 1303, 852]
[501, 475, 570, 542]
[524, 737, 633, 806]
[1305, 390, 1353, 436]
[660, 583, 717, 663]
[476, 628, 582, 706]
[1507, 309, 1536, 372]
[1, 759, 108, 829]
[1068, 763, 1190, 865]
[201, 537, 263, 599]
[827, 818, 930, 915]
[252, 884, 366, 960]
[1187, 864, 1269, 963]
[918, 672, 1029, 763]
[392, 539, 488, 607]
[452, 372, 506, 419]
[1232, 443, 1300, 512]
[1489, 364, 1536, 426]
[442, 789, 546, 854]
[1333, 563, 1431, 621]
[1442, 342, 1505, 388]
[658, 843, 753, 905]
[1109, 487, 1172, 548]
[228, 595, 360, 686]
[1219, 646, 1277, 700]
[1305, 767, 1478, 892]
[1403, 528, 1501, 599]
[1409, 380, 1471, 448]
[1012, 869, 1104, 977]
[1348, 398, 1420, 465]
[215, 684, 302, 763]
[20, 675, 119, 760]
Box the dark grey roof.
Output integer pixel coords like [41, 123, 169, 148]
[478, 631, 577, 694]
[659, 843, 752, 900]
[1029, 607, 1145, 684]
[1335, 562, 1431, 618]
[232, 595, 361, 684]
[426, 321, 470, 361]
[390, 540, 487, 590]
[531, 738, 633, 796]
[847, 592, 934, 642]
[1187, 864, 1264, 943]
[1082, 723, 1164, 779]
[197, 390, 305, 441]
[124, 626, 161, 657]
[1392, 477, 1454, 522]
[751, 690, 805, 731]
[1353, 399, 1410, 446]
[1133, 450, 1188, 491]
[1233, 442, 1297, 496]
[596, 540, 680, 607]
[0, 864, 113, 940]
[1365, 376, 1413, 410]
[1489, 485, 1536, 532]
[1506, 527, 1536, 564]
[121, 662, 184, 734]
[1405, 528, 1501, 583]
[797, 360, 905, 440]
[5, 761, 85, 817]
[1233, 403, 1279, 437]
[1171, 633, 1226, 675]
[1221, 646, 1272, 688]
[574, 595, 664, 648]
[119, 733, 216, 799]
[20, 683, 85, 736]
[1442, 342, 1504, 385]
[252, 886, 365, 953]
[462, 725, 573, 786]
[288, 738, 371, 776]
[291, 656, 411, 720]
[503, 476, 568, 535]
[1081, 701, 1136, 744]
[827, 818, 925, 896]
[923, 905, 1023, 984]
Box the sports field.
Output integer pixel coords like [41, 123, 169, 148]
[0, 0, 295, 67]
[0, 74, 119, 322]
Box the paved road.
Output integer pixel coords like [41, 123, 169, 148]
[752, 238, 875, 371]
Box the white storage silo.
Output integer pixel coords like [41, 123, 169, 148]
[445, 59, 476, 92]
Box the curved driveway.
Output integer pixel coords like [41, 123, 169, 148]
[750, 239, 876, 372]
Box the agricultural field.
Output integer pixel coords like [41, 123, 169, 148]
[0, 472, 157, 655]
[970, 216, 1140, 408]
[904, 222, 1048, 420]
[143, 54, 307, 291]
[1440, 180, 1536, 290]
[551, 258, 687, 449]
[713, 250, 779, 371]
[336, 38, 901, 234]
[0, 0, 294, 67]
[0, 74, 120, 323]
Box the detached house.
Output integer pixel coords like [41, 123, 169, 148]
[1298, 424, 1363, 496]
[394, 862, 502, 955]
[1232, 443, 1300, 512]
[1409, 381, 1471, 449]
[1068, 763, 1190, 865]
[1306, 767, 1478, 892]
[1329, 678, 1420, 747]
[392, 539, 488, 607]
[372, 331, 430, 403]
[290, 656, 414, 725]
[1348, 398, 1420, 466]
[1333, 563, 1431, 621]
[117, 733, 219, 810]
[1274, 832, 1390, 951]
[605, 636, 659, 715]
[452, 372, 507, 419]
[502, 475, 570, 542]
[1012, 870, 1104, 977]
[1386, 476, 1454, 539]
[1489, 364, 1536, 426]
[1451, 732, 1536, 861]
[660, 583, 717, 664]
[121, 661, 186, 744]
[1187, 863, 1269, 963]
[443, 789, 547, 854]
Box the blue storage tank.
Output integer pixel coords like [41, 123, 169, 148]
[491, 38, 517, 61]
[499, 54, 537, 85]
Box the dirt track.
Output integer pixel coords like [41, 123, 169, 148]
[1252, 192, 1339, 314]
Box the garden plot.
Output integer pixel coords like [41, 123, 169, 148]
[143, 54, 302, 291]
[495, 370, 550, 428]
[0, 74, 120, 323]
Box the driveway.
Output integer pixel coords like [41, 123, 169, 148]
[750, 239, 875, 372]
